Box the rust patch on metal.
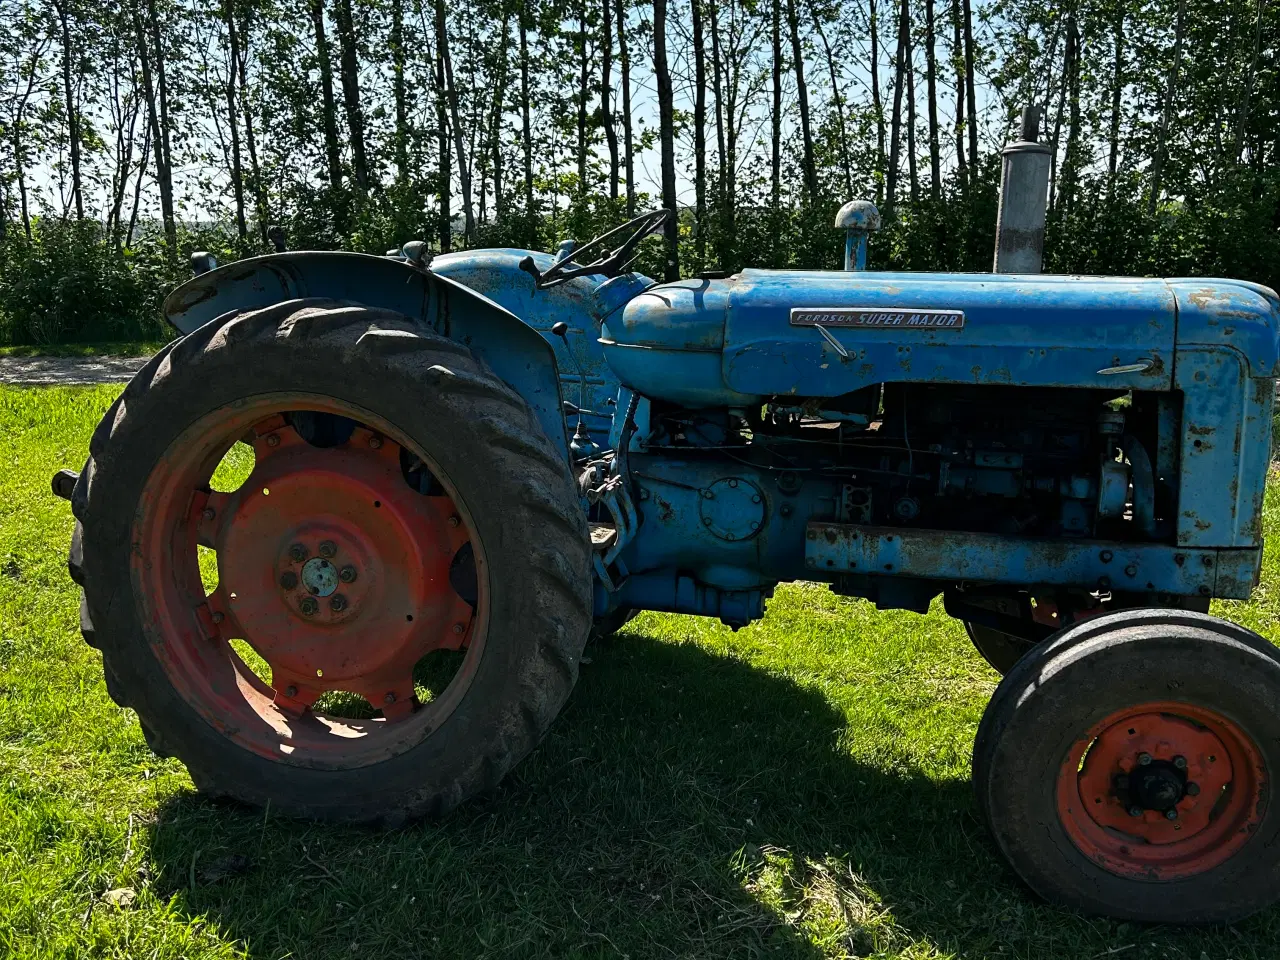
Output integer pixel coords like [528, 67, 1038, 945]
[654, 494, 675, 523]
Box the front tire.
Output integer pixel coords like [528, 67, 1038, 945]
[69, 299, 592, 823]
[973, 609, 1280, 923]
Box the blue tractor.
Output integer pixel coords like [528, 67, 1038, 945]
[54, 119, 1280, 924]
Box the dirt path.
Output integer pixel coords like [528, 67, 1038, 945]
[0, 356, 148, 385]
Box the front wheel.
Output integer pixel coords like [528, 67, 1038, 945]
[69, 299, 593, 823]
[973, 609, 1280, 923]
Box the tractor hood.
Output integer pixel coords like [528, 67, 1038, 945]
[600, 270, 1280, 407]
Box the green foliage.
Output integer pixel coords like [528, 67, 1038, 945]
[0, 219, 242, 345]
[2, 0, 1279, 343]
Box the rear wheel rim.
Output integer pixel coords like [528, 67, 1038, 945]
[130, 393, 488, 770]
[1056, 701, 1266, 880]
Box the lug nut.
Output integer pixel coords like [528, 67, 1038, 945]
[266, 433, 280, 447]
[368, 435, 383, 449]
[452, 622, 465, 635]
[1173, 755, 1187, 770]
[1128, 806, 1143, 818]
[319, 540, 337, 558]
[211, 611, 224, 624]
[280, 571, 298, 590]
[1186, 781, 1201, 796]
[299, 597, 318, 616]
[202, 506, 216, 521]
[384, 692, 396, 705]
[1165, 809, 1178, 821]
[330, 594, 347, 612]
[448, 515, 461, 528]
[339, 565, 357, 583]
[1138, 752, 1153, 766]
[285, 685, 298, 697]
[290, 543, 307, 562]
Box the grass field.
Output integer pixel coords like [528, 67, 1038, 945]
[2, 384, 1280, 960]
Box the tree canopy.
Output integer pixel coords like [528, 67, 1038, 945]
[0, 0, 1276, 342]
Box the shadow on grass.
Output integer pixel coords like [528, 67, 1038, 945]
[142, 630, 1024, 959]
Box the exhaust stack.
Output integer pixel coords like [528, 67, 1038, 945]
[993, 106, 1051, 274]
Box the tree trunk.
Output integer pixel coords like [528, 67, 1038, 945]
[222, 0, 248, 239]
[870, 0, 885, 201]
[333, 0, 369, 193]
[391, 0, 410, 183]
[615, 0, 635, 215]
[653, 0, 679, 281]
[1231, 0, 1266, 163]
[1106, 5, 1123, 194]
[885, 0, 909, 215]
[906, 19, 919, 206]
[519, 13, 534, 236]
[53, 0, 84, 219]
[1148, 0, 1186, 214]
[1047, 38, 1067, 213]
[1061, 15, 1081, 216]
[435, 0, 452, 251]
[438, 0, 475, 242]
[109, 57, 139, 244]
[770, 0, 782, 264]
[136, 0, 176, 246]
[950, 0, 966, 187]
[692, 0, 707, 265]
[126, 125, 151, 247]
[601, 0, 619, 200]
[961, 0, 977, 177]
[576, 4, 590, 192]
[924, 0, 940, 202]
[785, 0, 819, 202]
[236, 18, 269, 243]
[709, 0, 734, 261]
[489, 13, 510, 221]
[807, 0, 852, 197]
[309, 0, 344, 192]
[11, 45, 42, 238]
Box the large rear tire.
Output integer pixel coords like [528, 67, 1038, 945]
[68, 298, 592, 823]
[973, 609, 1280, 923]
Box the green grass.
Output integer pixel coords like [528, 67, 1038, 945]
[0, 341, 166, 358]
[3, 384, 1280, 959]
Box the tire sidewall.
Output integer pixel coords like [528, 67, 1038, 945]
[81, 316, 590, 818]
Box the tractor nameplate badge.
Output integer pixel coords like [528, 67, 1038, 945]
[790, 307, 965, 329]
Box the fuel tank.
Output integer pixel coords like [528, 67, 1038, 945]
[599, 270, 1280, 407]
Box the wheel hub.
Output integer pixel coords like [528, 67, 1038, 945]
[1057, 701, 1265, 881]
[1125, 760, 1186, 812]
[194, 415, 475, 723]
[300, 556, 340, 598]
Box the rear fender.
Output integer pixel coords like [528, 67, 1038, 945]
[163, 252, 569, 460]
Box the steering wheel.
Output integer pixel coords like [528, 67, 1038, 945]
[519, 209, 670, 289]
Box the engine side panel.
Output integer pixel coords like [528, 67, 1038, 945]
[723, 270, 1176, 397]
[1174, 347, 1274, 548]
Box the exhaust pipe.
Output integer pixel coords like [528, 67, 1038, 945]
[993, 106, 1051, 274]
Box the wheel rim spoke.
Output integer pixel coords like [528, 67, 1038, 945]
[133, 397, 489, 767]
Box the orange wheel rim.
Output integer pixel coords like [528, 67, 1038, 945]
[130, 392, 488, 769]
[1056, 701, 1266, 880]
